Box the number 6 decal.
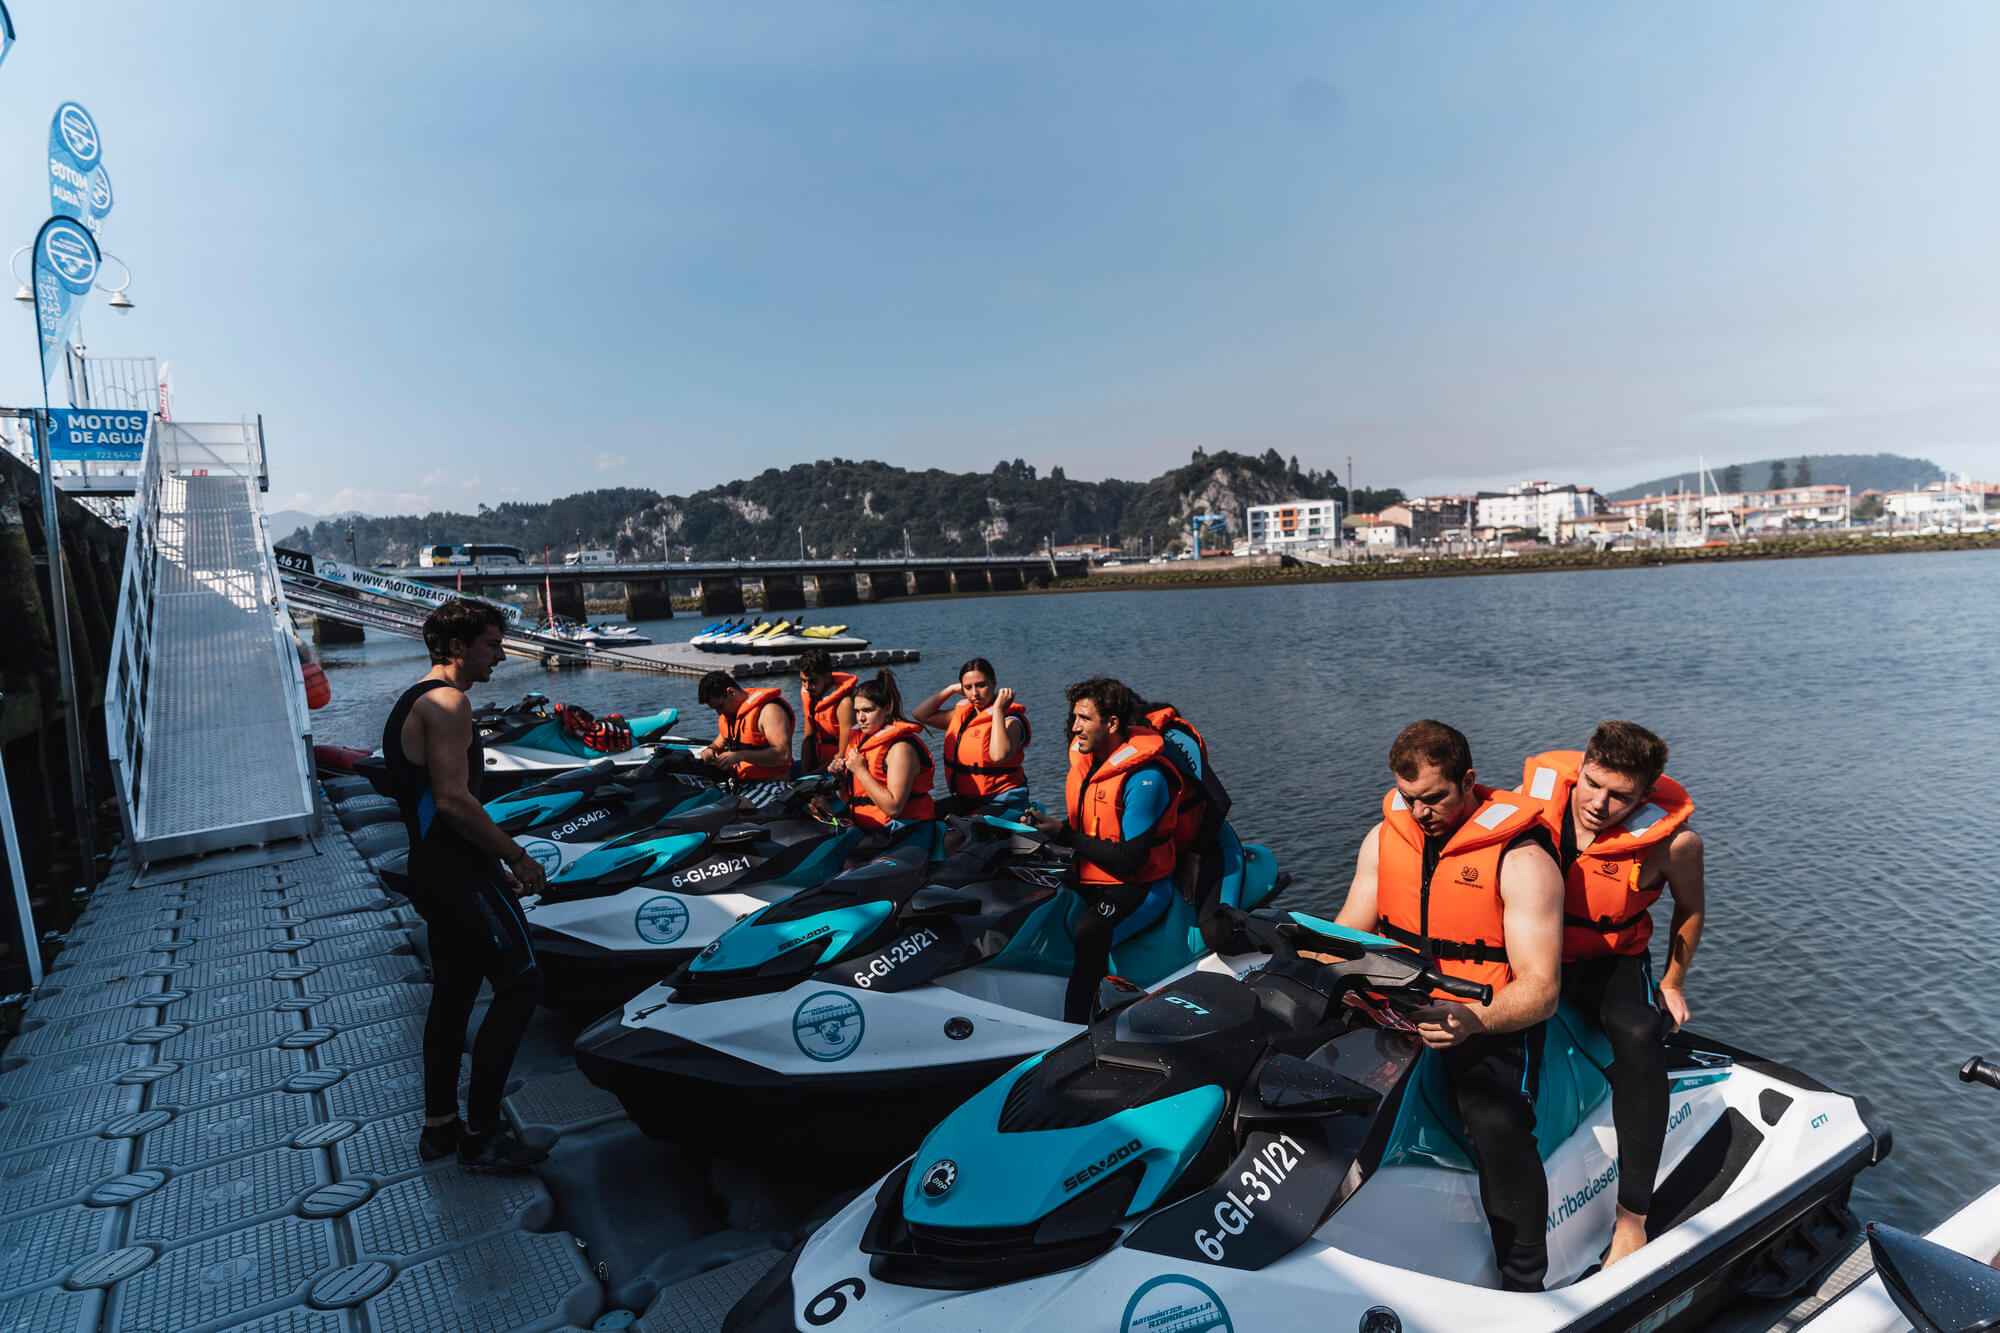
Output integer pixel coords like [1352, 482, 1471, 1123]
[805, 1276, 865, 1325]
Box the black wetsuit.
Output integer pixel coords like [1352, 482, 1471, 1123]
[383, 680, 543, 1132]
[1558, 806, 1671, 1217]
[1418, 825, 1557, 1293]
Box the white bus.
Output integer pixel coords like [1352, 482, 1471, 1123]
[419, 543, 526, 568]
[564, 548, 618, 566]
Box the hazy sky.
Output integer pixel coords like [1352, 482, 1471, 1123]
[3, 3, 1997, 514]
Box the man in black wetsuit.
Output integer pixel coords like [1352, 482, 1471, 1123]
[383, 599, 550, 1172]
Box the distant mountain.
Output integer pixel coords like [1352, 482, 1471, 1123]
[264, 509, 324, 537]
[1607, 453, 1943, 500]
[275, 453, 1405, 566]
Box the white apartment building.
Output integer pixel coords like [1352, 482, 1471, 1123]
[1606, 484, 1849, 532]
[1246, 499, 1342, 550]
[1884, 487, 1983, 522]
[1475, 482, 1598, 536]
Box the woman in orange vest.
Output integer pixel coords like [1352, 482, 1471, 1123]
[913, 657, 1031, 816]
[796, 647, 857, 774]
[1021, 677, 1183, 1025]
[693, 670, 794, 783]
[826, 671, 936, 831]
[1331, 720, 1564, 1293]
[1523, 722, 1704, 1271]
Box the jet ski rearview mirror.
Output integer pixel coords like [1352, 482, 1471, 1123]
[1093, 975, 1147, 1022]
[1868, 1221, 2000, 1333]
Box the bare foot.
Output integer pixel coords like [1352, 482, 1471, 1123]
[1603, 1207, 1649, 1269]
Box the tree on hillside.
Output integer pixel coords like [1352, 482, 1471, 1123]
[1794, 456, 1812, 486]
[1768, 459, 1789, 489]
[1721, 464, 1742, 493]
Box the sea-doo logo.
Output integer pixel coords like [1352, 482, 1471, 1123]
[519, 839, 562, 873]
[634, 895, 689, 946]
[552, 808, 609, 838]
[1063, 1138, 1143, 1193]
[920, 1159, 958, 1198]
[1097, 901, 1118, 917]
[792, 990, 865, 1062]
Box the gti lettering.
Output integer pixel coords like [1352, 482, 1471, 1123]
[1163, 995, 1211, 1017]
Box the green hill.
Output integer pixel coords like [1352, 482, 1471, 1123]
[1608, 453, 1942, 500]
[276, 452, 1405, 566]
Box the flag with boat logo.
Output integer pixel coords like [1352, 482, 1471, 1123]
[0, 4, 16, 73]
[48, 101, 110, 235]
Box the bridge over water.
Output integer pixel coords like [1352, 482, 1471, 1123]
[371, 553, 1087, 620]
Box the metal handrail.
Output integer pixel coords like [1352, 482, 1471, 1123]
[104, 418, 164, 846]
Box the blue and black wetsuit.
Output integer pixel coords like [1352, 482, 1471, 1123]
[383, 680, 542, 1131]
[1062, 763, 1174, 1023]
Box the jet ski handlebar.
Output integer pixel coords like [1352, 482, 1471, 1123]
[1233, 908, 1495, 1008]
[1960, 1055, 2000, 1091]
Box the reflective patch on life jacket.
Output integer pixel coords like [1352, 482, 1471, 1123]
[1527, 767, 1559, 801]
[1473, 801, 1518, 830]
[1623, 802, 1668, 834]
[1106, 745, 1137, 767]
[1390, 791, 1408, 811]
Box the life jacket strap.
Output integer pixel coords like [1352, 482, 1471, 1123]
[1376, 918, 1506, 966]
[1564, 905, 1653, 932]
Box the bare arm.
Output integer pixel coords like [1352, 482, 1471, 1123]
[1658, 828, 1706, 1025]
[987, 690, 1022, 763]
[1333, 824, 1383, 933]
[419, 691, 543, 888]
[1480, 840, 1563, 1033]
[912, 684, 963, 730]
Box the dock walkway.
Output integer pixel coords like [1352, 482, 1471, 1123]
[595, 639, 919, 679]
[0, 800, 789, 1332]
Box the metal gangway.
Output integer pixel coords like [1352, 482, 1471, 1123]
[106, 419, 317, 865]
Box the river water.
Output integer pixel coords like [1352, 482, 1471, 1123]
[310, 549, 2000, 1232]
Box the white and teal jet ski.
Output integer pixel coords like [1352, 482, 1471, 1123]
[690, 616, 756, 647]
[575, 816, 1287, 1165]
[474, 694, 686, 794]
[724, 911, 1887, 1333]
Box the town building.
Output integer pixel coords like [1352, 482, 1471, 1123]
[1882, 483, 1991, 523]
[1475, 482, 1599, 538]
[1606, 484, 1850, 532]
[1245, 499, 1342, 551]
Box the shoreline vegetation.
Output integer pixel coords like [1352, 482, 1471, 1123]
[573, 529, 1997, 615]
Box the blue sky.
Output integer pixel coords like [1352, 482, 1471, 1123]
[3, 2, 1997, 514]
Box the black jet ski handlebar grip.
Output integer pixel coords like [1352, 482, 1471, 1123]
[1426, 973, 1493, 1006]
[1959, 1055, 2000, 1091]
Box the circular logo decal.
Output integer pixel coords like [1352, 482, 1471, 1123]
[520, 839, 562, 874]
[88, 165, 114, 217]
[40, 220, 97, 292]
[635, 895, 689, 945]
[920, 1159, 957, 1198]
[792, 990, 865, 1063]
[1121, 1275, 1233, 1333]
[57, 102, 101, 164]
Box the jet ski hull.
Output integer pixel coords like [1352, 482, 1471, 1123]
[728, 1028, 1887, 1333]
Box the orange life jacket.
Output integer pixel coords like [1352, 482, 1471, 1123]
[1521, 749, 1695, 961]
[843, 721, 937, 829]
[1375, 784, 1545, 1004]
[1065, 730, 1183, 887]
[799, 672, 857, 772]
[1144, 704, 1217, 854]
[942, 699, 1031, 800]
[714, 687, 794, 782]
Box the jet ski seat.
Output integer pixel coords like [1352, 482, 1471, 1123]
[1380, 1001, 1614, 1170]
[983, 879, 1198, 986]
[628, 707, 680, 741]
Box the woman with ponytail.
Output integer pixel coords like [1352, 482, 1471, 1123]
[826, 670, 936, 830]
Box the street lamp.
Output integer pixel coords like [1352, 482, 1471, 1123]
[346, 526, 358, 566]
[11, 243, 136, 312]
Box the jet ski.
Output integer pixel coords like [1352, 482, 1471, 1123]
[574, 816, 1287, 1165]
[690, 616, 756, 647]
[365, 747, 729, 876]
[725, 910, 1888, 1333]
[757, 631, 871, 653]
[518, 776, 875, 1019]
[715, 619, 797, 654]
[1756, 1054, 2000, 1332]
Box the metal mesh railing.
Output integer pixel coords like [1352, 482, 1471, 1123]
[105, 417, 315, 863]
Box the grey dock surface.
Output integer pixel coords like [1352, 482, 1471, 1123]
[0, 795, 794, 1332]
[594, 640, 920, 678]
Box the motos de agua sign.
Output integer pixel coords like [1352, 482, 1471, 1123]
[47, 408, 147, 462]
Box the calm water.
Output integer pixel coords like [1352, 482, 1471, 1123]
[312, 550, 2000, 1230]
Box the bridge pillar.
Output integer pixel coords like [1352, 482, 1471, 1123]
[1025, 564, 1054, 588]
[762, 573, 806, 611]
[990, 566, 1024, 592]
[699, 576, 745, 615]
[310, 615, 364, 645]
[538, 579, 588, 623]
[912, 569, 950, 596]
[865, 570, 909, 601]
[814, 573, 858, 607]
[623, 578, 674, 620]
[953, 568, 992, 593]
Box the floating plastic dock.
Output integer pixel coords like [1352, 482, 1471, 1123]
[593, 640, 920, 679]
